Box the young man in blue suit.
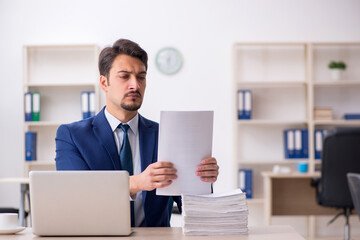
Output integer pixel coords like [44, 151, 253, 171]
[55, 39, 219, 227]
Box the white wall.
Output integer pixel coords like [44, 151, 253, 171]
[0, 0, 360, 234]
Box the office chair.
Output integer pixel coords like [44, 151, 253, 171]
[347, 173, 360, 220]
[313, 127, 360, 240]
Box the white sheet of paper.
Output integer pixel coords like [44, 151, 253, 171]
[156, 111, 214, 196]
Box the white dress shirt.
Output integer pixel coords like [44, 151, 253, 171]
[104, 108, 145, 227]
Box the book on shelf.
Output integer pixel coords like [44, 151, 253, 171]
[81, 91, 96, 119]
[24, 92, 41, 121]
[314, 108, 333, 120]
[314, 129, 328, 159]
[25, 131, 37, 161]
[284, 129, 308, 159]
[344, 113, 360, 120]
[238, 169, 252, 199]
[237, 90, 252, 120]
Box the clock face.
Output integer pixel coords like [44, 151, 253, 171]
[155, 47, 183, 75]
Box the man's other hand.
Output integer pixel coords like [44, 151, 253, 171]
[130, 161, 177, 195]
[196, 157, 219, 183]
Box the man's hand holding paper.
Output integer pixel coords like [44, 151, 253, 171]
[196, 157, 219, 183]
[130, 161, 178, 195]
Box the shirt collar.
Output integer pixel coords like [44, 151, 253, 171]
[104, 108, 138, 135]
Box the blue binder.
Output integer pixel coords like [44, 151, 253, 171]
[238, 169, 252, 198]
[344, 113, 360, 120]
[294, 129, 302, 158]
[25, 131, 37, 161]
[81, 91, 90, 119]
[314, 129, 327, 159]
[88, 91, 95, 117]
[284, 129, 295, 159]
[301, 129, 309, 158]
[237, 90, 244, 119]
[24, 92, 32, 121]
[243, 90, 252, 119]
[237, 90, 252, 119]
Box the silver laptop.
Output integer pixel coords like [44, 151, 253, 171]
[30, 171, 131, 236]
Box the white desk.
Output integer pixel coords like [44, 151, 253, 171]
[0, 178, 30, 227]
[0, 226, 305, 240]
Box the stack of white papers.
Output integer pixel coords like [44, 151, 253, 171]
[181, 189, 248, 236]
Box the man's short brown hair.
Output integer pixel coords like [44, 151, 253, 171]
[98, 39, 148, 79]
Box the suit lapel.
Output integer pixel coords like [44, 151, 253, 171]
[92, 107, 121, 170]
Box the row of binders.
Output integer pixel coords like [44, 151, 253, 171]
[284, 129, 328, 159]
[237, 90, 252, 119]
[25, 131, 37, 161]
[182, 189, 248, 236]
[81, 91, 96, 119]
[24, 92, 40, 121]
[25, 91, 95, 122]
[284, 129, 308, 158]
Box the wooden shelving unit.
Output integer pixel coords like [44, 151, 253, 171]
[233, 42, 360, 239]
[22, 45, 100, 176]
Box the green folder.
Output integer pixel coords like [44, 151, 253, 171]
[32, 92, 40, 121]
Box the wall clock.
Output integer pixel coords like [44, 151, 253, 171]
[155, 47, 183, 75]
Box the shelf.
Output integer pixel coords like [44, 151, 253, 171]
[25, 44, 98, 49]
[239, 159, 309, 165]
[237, 119, 307, 126]
[312, 237, 360, 240]
[237, 81, 306, 88]
[312, 44, 360, 83]
[261, 171, 321, 178]
[311, 42, 360, 46]
[25, 45, 99, 85]
[234, 42, 307, 47]
[23, 161, 56, 176]
[25, 82, 96, 87]
[313, 80, 360, 86]
[25, 121, 74, 127]
[234, 44, 306, 83]
[314, 120, 360, 126]
[24, 161, 55, 166]
[236, 87, 307, 121]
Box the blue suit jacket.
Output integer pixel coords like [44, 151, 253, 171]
[55, 107, 173, 227]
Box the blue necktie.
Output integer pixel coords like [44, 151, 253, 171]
[119, 124, 133, 175]
[118, 124, 135, 227]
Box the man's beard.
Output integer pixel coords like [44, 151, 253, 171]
[120, 91, 142, 111]
[121, 101, 142, 111]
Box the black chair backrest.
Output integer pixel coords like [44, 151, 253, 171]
[347, 173, 360, 219]
[319, 128, 360, 208]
